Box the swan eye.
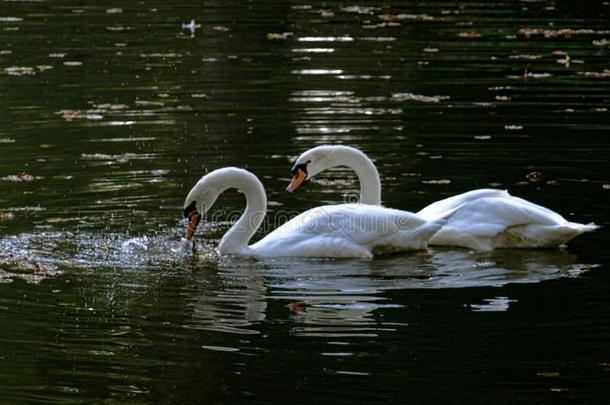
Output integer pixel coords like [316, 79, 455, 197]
[291, 163, 308, 176]
[183, 200, 198, 218]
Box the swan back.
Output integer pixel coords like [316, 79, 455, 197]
[417, 189, 510, 221]
[251, 203, 443, 258]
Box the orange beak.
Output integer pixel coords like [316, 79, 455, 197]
[286, 168, 307, 192]
[185, 212, 201, 240]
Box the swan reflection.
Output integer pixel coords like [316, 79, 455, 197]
[0, 230, 598, 339]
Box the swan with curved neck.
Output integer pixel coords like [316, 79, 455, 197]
[287, 145, 381, 205]
[183, 167, 445, 258]
[287, 145, 598, 251]
[184, 167, 266, 255]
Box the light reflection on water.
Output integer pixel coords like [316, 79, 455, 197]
[1, 0, 609, 403]
[0, 229, 599, 339]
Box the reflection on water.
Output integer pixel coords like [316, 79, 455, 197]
[1, 0, 610, 403]
[0, 230, 599, 339]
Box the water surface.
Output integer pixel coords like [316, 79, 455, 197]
[1, 1, 609, 403]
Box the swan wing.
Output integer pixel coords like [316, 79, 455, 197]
[428, 195, 594, 249]
[448, 196, 565, 232]
[417, 189, 510, 221]
[251, 203, 438, 257]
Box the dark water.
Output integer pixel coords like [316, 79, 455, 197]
[1, 1, 610, 403]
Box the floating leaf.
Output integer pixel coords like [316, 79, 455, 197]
[556, 55, 571, 67]
[526, 72, 553, 78]
[422, 179, 451, 185]
[537, 371, 561, 378]
[392, 93, 450, 103]
[106, 25, 131, 32]
[508, 54, 543, 60]
[577, 69, 610, 78]
[267, 32, 292, 40]
[140, 52, 182, 58]
[288, 302, 307, 313]
[470, 297, 517, 312]
[181, 19, 201, 32]
[526, 171, 544, 183]
[59, 110, 103, 121]
[459, 32, 482, 39]
[395, 13, 434, 21]
[519, 28, 610, 38]
[0, 258, 62, 284]
[0, 211, 14, 222]
[4, 66, 35, 76]
[94, 103, 128, 110]
[341, 5, 373, 14]
[593, 39, 610, 46]
[1, 172, 42, 183]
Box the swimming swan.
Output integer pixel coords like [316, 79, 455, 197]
[287, 145, 598, 251]
[183, 167, 445, 258]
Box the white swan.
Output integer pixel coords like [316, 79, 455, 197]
[183, 167, 445, 258]
[287, 145, 598, 251]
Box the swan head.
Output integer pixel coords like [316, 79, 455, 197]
[182, 167, 265, 241]
[286, 145, 342, 192]
[182, 169, 231, 240]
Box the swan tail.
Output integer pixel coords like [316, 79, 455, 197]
[524, 221, 600, 247]
[581, 222, 600, 232]
[551, 222, 599, 246]
[567, 222, 600, 236]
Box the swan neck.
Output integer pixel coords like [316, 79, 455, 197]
[334, 149, 381, 205]
[217, 173, 267, 254]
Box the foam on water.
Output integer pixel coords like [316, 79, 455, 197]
[0, 226, 599, 287]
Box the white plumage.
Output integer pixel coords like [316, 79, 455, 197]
[183, 167, 444, 258]
[289, 145, 598, 251]
[416, 189, 598, 250]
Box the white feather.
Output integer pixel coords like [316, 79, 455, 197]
[184, 168, 443, 258]
[290, 146, 599, 251]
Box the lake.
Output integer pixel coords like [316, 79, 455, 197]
[1, 1, 609, 403]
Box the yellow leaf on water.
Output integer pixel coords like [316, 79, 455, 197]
[267, 32, 291, 40]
